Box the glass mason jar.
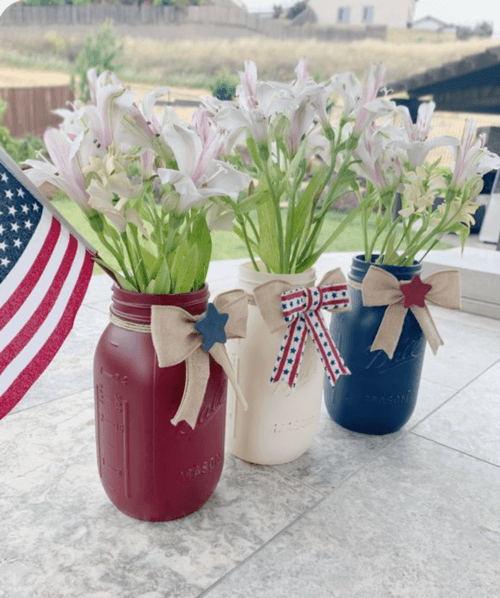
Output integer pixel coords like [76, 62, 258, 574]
[94, 284, 226, 521]
[226, 262, 323, 465]
[324, 255, 426, 435]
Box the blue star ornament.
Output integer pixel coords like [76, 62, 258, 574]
[194, 303, 229, 352]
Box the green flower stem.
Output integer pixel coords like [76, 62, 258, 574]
[404, 188, 459, 263]
[121, 230, 143, 291]
[96, 229, 136, 288]
[263, 163, 285, 272]
[418, 238, 440, 263]
[377, 214, 403, 261]
[301, 205, 361, 267]
[238, 215, 260, 272]
[130, 225, 149, 288]
[246, 212, 260, 245]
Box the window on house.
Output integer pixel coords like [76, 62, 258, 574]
[337, 7, 350, 23]
[362, 6, 374, 23]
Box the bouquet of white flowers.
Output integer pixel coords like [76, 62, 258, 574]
[25, 69, 251, 293]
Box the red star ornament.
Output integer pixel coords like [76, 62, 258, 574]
[400, 275, 433, 308]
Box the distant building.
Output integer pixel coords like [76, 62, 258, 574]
[412, 15, 456, 33]
[306, 0, 417, 28]
[237, 0, 417, 29]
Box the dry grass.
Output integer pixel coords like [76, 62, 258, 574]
[0, 27, 499, 87]
[120, 36, 500, 84]
[1, 26, 500, 166]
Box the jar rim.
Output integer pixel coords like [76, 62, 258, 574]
[238, 260, 316, 285]
[350, 254, 421, 282]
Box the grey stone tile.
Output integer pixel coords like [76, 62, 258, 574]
[9, 305, 109, 415]
[0, 389, 323, 598]
[203, 434, 500, 598]
[85, 299, 111, 315]
[270, 402, 402, 494]
[420, 315, 500, 389]
[414, 359, 500, 467]
[269, 377, 455, 495]
[429, 304, 500, 334]
[82, 273, 114, 305]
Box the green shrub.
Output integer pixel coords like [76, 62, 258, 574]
[70, 20, 124, 102]
[210, 68, 238, 101]
[0, 100, 45, 164]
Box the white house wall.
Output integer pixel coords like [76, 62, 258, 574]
[308, 0, 417, 29]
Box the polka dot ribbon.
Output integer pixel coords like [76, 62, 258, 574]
[271, 283, 351, 388]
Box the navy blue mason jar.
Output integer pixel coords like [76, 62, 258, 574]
[324, 255, 426, 435]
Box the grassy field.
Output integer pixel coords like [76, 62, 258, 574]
[0, 26, 498, 89]
[50, 198, 452, 276]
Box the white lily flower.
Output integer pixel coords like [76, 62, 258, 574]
[388, 102, 459, 168]
[87, 178, 148, 237]
[157, 124, 251, 211]
[24, 127, 92, 213]
[206, 200, 235, 232]
[451, 119, 500, 186]
[331, 71, 363, 118]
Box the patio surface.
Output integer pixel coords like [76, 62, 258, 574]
[1, 250, 500, 597]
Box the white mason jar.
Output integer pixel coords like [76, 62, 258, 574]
[226, 262, 323, 465]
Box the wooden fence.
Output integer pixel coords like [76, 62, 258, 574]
[0, 4, 387, 42]
[0, 85, 74, 138]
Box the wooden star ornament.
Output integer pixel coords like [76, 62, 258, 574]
[194, 303, 229, 352]
[400, 275, 433, 309]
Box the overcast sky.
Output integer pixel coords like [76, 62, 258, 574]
[241, 0, 500, 31]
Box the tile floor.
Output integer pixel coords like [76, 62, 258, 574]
[1, 251, 500, 598]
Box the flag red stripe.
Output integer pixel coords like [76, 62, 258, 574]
[0, 217, 61, 328]
[0, 251, 93, 420]
[0, 234, 78, 373]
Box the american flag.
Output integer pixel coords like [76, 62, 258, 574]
[0, 148, 95, 420]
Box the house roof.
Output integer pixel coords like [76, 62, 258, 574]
[413, 15, 452, 28]
[389, 45, 500, 113]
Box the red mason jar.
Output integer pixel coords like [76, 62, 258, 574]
[93, 284, 227, 522]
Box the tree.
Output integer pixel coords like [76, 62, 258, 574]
[286, 0, 307, 19]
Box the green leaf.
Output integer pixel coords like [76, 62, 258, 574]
[447, 222, 470, 253]
[246, 137, 264, 170]
[171, 238, 199, 294]
[93, 257, 137, 291]
[153, 256, 171, 294]
[170, 235, 188, 292]
[139, 245, 159, 273]
[291, 166, 326, 245]
[295, 251, 319, 274]
[191, 215, 212, 290]
[257, 189, 281, 272]
[132, 258, 148, 292]
[381, 232, 400, 265]
[234, 191, 268, 216]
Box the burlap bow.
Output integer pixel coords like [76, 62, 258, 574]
[150, 289, 248, 428]
[253, 268, 351, 387]
[361, 266, 461, 359]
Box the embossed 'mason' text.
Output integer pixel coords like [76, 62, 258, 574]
[180, 453, 222, 480]
[273, 415, 316, 434]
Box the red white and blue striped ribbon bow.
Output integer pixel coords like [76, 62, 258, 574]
[270, 282, 351, 388]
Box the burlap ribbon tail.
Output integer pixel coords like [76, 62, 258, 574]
[361, 266, 461, 359]
[150, 289, 248, 428]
